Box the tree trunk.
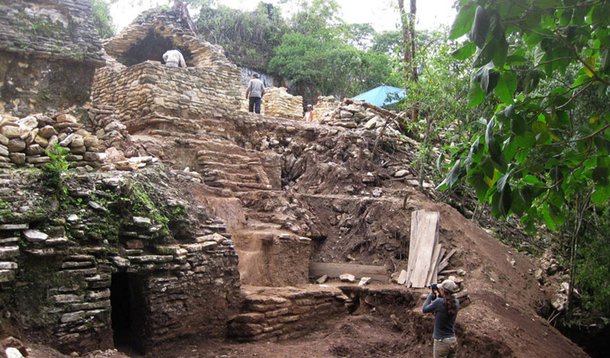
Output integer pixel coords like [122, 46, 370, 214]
[397, 0, 418, 122]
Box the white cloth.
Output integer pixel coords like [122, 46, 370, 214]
[162, 50, 186, 68]
[5, 347, 25, 358]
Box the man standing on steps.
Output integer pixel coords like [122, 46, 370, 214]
[246, 73, 265, 114]
[162, 49, 186, 68]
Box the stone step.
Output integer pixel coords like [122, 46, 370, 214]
[200, 160, 254, 175]
[197, 149, 261, 165]
[206, 179, 272, 192]
[202, 169, 262, 184]
[187, 139, 254, 158]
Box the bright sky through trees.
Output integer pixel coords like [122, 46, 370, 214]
[109, 0, 456, 33]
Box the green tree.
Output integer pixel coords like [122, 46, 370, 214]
[194, 1, 288, 71]
[441, 0, 610, 316]
[92, 0, 115, 39]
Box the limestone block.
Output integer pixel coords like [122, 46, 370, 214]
[53, 294, 84, 304]
[0, 224, 28, 230]
[9, 153, 25, 164]
[0, 247, 19, 260]
[39, 125, 58, 139]
[34, 135, 49, 148]
[0, 262, 18, 270]
[0, 125, 20, 139]
[25, 143, 43, 156]
[26, 156, 50, 164]
[339, 273, 356, 282]
[70, 146, 86, 154]
[7, 139, 26, 152]
[56, 113, 78, 123]
[0, 134, 9, 145]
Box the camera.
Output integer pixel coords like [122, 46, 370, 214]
[429, 283, 438, 292]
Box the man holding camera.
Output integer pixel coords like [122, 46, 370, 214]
[423, 280, 460, 358]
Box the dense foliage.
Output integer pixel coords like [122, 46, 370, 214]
[194, 1, 288, 70]
[441, 0, 610, 319]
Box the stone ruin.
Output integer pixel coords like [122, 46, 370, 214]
[0, 2, 587, 358]
[0, 0, 105, 117]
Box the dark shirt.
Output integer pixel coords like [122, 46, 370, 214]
[422, 293, 459, 339]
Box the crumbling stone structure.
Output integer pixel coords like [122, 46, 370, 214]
[0, 112, 104, 169]
[0, 0, 105, 116]
[260, 87, 304, 120]
[0, 168, 241, 354]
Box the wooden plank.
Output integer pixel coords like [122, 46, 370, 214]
[408, 211, 440, 288]
[405, 210, 421, 286]
[437, 248, 457, 272]
[426, 244, 442, 286]
[431, 245, 444, 284]
[309, 262, 388, 282]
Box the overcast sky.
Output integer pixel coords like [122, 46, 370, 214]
[110, 0, 456, 33]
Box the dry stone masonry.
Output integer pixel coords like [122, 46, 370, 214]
[0, 0, 104, 116]
[228, 286, 349, 342]
[0, 168, 241, 353]
[258, 87, 304, 120]
[0, 112, 104, 169]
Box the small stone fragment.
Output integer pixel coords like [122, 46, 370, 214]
[339, 273, 356, 282]
[23, 229, 48, 242]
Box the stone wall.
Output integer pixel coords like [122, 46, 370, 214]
[103, 8, 232, 71]
[228, 286, 348, 342]
[232, 232, 311, 287]
[92, 61, 243, 132]
[0, 0, 104, 117]
[0, 0, 104, 64]
[313, 95, 340, 121]
[240, 87, 303, 120]
[0, 169, 241, 354]
[0, 112, 104, 169]
[262, 87, 303, 120]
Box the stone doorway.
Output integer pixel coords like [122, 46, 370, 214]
[110, 272, 148, 354]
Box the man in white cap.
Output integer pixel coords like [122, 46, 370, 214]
[162, 49, 187, 68]
[423, 279, 460, 358]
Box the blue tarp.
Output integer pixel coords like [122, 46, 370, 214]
[352, 85, 406, 107]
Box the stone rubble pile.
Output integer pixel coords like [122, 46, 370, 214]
[87, 104, 129, 149]
[261, 87, 304, 120]
[228, 286, 348, 341]
[318, 99, 403, 137]
[0, 112, 104, 169]
[312, 95, 340, 120]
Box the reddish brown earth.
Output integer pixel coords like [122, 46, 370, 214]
[21, 190, 585, 358]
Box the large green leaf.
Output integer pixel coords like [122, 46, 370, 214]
[450, 3, 477, 39]
[452, 42, 477, 60]
[468, 76, 485, 107]
[469, 6, 490, 48]
[467, 170, 490, 201]
[437, 159, 465, 190]
[480, 65, 499, 94]
[495, 72, 517, 103]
